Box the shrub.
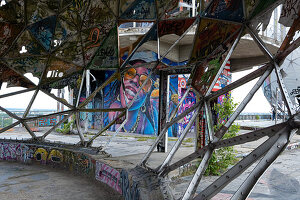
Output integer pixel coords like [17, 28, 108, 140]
[204, 96, 240, 176]
[56, 119, 75, 135]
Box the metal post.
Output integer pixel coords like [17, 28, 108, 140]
[85, 69, 90, 133]
[192, 0, 196, 17]
[275, 87, 278, 124]
[274, 7, 278, 42]
[157, 71, 168, 152]
[57, 89, 61, 123]
[76, 70, 86, 107]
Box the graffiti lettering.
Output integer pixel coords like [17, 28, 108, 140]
[39, 117, 57, 127]
[86, 28, 101, 49]
[290, 87, 300, 96]
[95, 162, 122, 194]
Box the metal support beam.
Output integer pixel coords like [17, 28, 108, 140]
[23, 110, 73, 122]
[23, 88, 39, 118]
[41, 112, 74, 139]
[76, 70, 86, 107]
[0, 106, 21, 120]
[86, 111, 126, 146]
[41, 89, 74, 109]
[0, 87, 36, 99]
[231, 128, 291, 200]
[140, 101, 202, 166]
[22, 121, 37, 139]
[274, 63, 296, 115]
[102, 110, 129, 150]
[205, 27, 244, 96]
[168, 87, 191, 122]
[204, 101, 214, 142]
[246, 25, 274, 61]
[214, 65, 273, 140]
[194, 127, 288, 200]
[214, 122, 287, 149]
[160, 145, 209, 176]
[157, 107, 200, 173]
[0, 121, 21, 134]
[75, 112, 86, 145]
[207, 64, 270, 101]
[182, 149, 213, 200]
[79, 71, 118, 108]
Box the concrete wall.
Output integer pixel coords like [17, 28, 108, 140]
[0, 140, 144, 200]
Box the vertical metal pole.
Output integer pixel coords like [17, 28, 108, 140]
[69, 88, 74, 123]
[274, 7, 278, 42]
[76, 70, 86, 107]
[158, 71, 168, 152]
[57, 89, 61, 123]
[192, 0, 196, 17]
[275, 87, 278, 124]
[85, 70, 90, 133]
[61, 88, 65, 122]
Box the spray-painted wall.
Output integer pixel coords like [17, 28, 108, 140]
[0, 141, 140, 200]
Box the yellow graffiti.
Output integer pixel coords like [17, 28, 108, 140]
[48, 149, 63, 163]
[34, 148, 48, 162]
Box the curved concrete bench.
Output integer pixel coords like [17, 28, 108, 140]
[0, 139, 170, 200]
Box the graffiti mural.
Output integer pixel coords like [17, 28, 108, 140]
[178, 75, 196, 136]
[0, 143, 29, 162]
[0, 141, 143, 200]
[190, 18, 241, 64]
[106, 59, 159, 135]
[95, 161, 122, 194]
[279, 0, 300, 27]
[204, 0, 244, 22]
[38, 116, 57, 127]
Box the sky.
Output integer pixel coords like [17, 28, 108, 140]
[231, 67, 271, 113]
[0, 68, 271, 113]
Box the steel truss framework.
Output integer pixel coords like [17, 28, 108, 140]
[0, 0, 300, 199]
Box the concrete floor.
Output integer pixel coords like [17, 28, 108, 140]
[1, 119, 300, 199]
[0, 162, 123, 200]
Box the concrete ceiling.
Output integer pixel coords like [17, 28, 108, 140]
[119, 31, 279, 73]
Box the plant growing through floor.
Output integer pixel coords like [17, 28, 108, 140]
[205, 96, 240, 176]
[56, 118, 75, 135]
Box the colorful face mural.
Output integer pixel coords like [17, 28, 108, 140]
[107, 59, 159, 135]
